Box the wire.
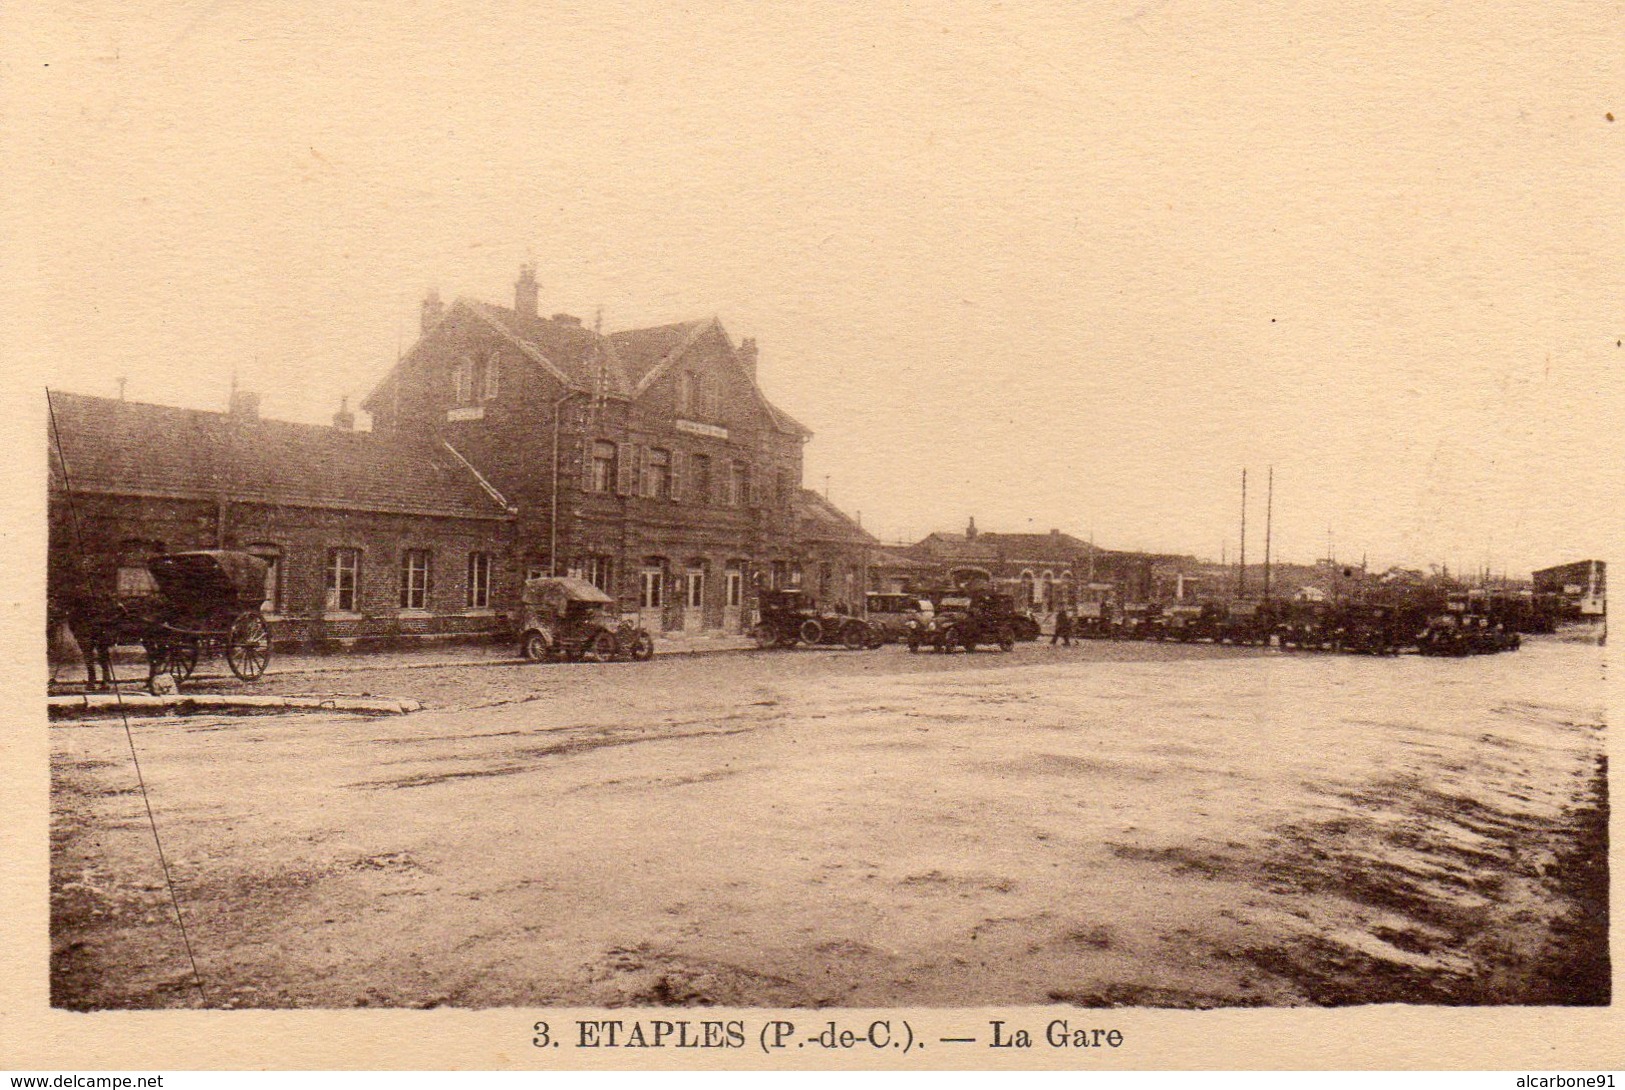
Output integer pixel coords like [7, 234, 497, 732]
[47, 388, 208, 1006]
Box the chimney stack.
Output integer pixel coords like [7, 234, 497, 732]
[333, 396, 355, 430]
[738, 336, 759, 378]
[421, 288, 444, 333]
[229, 388, 260, 422]
[515, 264, 539, 319]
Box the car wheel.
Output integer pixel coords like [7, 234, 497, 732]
[842, 621, 870, 650]
[522, 631, 548, 662]
[627, 630, 655, 661]
[798, 619, 824, 646]
[938, 626, 959, 652]
[907, 637, 921, 653]
[752, 622, 780, 650]
[580, 630, 618, 663]
[998, 628, 1014, 652]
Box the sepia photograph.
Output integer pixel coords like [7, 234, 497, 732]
[9, 0, 1620, 1072]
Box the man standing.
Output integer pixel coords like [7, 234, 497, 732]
[1051, 607, 1073, 647]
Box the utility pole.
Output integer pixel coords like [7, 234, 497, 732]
[1263, 466, 1273, 600]
[1238, 468, 1248, 598]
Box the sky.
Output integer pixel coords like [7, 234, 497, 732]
[11, 2, 1621, 575]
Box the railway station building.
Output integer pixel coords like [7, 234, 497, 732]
[48, 266, 878, 646]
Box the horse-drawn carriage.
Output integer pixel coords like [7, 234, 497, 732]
[57, 549, 273, 688]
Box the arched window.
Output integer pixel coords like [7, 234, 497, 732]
[1019, 571, 1036, 608]
[1040, 571, 1055, 608]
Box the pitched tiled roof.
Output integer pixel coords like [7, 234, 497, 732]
[371, 299, 812, 438]
[608, 320, 710, 390]
[464, 301, 635, 397]
[976, 531, 1098, 556]
[47, 391, 512, 520]
[796, 489, 878, 546]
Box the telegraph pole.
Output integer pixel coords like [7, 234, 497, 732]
[1238, 468, 1248, 597]
[1263, 466, 1273, 600]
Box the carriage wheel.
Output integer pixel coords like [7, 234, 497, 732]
[164, 640, 200, 682]
[226, 613, 271, 681]
[627, 630, 655, 661]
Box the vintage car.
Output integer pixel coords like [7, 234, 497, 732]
[1151, 601, 1214, 642]
[517, 577, 654, 663]
[1009, 609, 1042, 642]
[1217, 599, 1277, 646]
[1418, 608, 1520, 657]
[753, 589, 873, 649]
[908, 590, 1018, 653]
[1115, 602, 1155, 640]
[1276, 600, 1333, 651]
[864, 592, 934, 645]
[1328, 602, 1413, 655]
[1071, 600, 1113, 639]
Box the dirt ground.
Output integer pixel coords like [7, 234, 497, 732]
[49, 637, 1607, 1009]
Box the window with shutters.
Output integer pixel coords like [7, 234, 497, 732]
[686, 567, 705, 609]
[326, 548, 361, 612]
[725, 565, 744, 607]
[644, 448, 672, 499]
[591, 441, 617, 493]
[400, 549, 432, 610]
[689, 453, 711, 504]
[467, 552, 492, 609]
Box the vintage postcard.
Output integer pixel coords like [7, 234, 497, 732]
[3, 1, 1619, 1074]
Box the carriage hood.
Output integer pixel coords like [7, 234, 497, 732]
[146, 551, 269, 612]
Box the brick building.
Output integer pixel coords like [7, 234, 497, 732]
[362, 266, 869, 634]
[48, 267, 878, 645]
[903, 517, 1197, 610]
[47, 389, 515, 647]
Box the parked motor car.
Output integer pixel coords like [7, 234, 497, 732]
[753, 588, 873, 649]
[1218, 599, 1276, 646]
[518, 577, 654, 663]
[1072, 600, 1113, 639]
[864, 592, 934, 645]
[1152, 602, 1212, 642]
[1276, 600, 1332, 651]
[908, 590, 1018, 653]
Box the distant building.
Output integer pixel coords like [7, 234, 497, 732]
[903, 517, 1196, 609]
[1532, 559, 1606, 617]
